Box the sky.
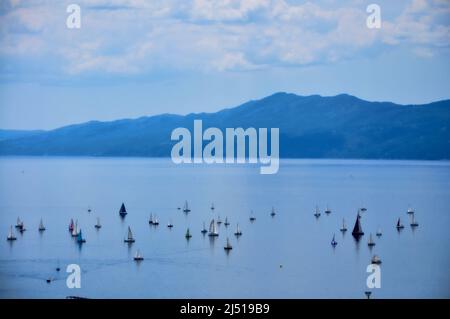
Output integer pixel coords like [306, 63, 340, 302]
[0, 0, 449, 130]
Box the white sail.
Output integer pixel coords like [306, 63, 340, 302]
[128, 226, 133, 240]
[8, 226, 15, 239]
[72, 220, 78, 236]
[39, 218, 44, 229]
[97, 217, 101, 226]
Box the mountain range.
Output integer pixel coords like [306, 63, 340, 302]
[1, 92, 449, 159]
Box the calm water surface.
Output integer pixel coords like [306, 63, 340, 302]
[0, 157, 449, 298]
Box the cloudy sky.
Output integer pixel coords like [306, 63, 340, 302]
[0, 0, 449, 129]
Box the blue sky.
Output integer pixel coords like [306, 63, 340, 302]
[0, 0, 449, 130]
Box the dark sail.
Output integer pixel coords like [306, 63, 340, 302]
[352, 213, 364, 238]
[119, 203, 127, 217]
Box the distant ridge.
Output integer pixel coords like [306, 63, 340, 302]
[0, 92, 449, 159]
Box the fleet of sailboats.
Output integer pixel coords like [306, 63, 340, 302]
[6, 204, 421, 267]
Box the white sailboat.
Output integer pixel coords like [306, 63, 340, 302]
[224, 217, 230, 226]
[211, 203, 215, 211]
[185, 228, 192, 239]
[167, 219, 173, 228]
[201, 222, 208, 234]
[331, 233, 337, 246]
[124, 226, 135, 243]
[234, 224, 242, 236]
[95, 217, 102, 229]
[149, 213, 154, 225]
[371, 255, 382, 264]
[183, 201, 191, 213]
[7, 226, 16, 241]
[376, 227, 382, 236]
[368, 233, 375, 247]
[153, 215, 159, 225]
[410, 214, 419, 227]
[217, 215, 222, 224]
[325, 205, 331, 214]
[71, 220, 78, 237]
[224, 237, 232, 251]
[340, 218, 347, 232]
[396, 218, 404, 230]
[314, 206, 321, 218]
[270, 207, 276, 217]
[249, 210, 256, 221]
[208, 219, 219, 237]
[38, 218, 46, 231]
[134, 249, 144, 261]
[407, 207, 414, 215]
[15, 217, 22, 228]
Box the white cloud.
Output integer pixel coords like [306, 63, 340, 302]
[0, 0, 449, 76]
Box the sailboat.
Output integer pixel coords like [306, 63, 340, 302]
[371, 255, 382, 265]
[211, 203, 215, 211]
[410, 214, 419, 227]
[15, 217, 22, 229]
[77, 229, 86, 243]
[183, 201, 191, 213]
[217, 215, 222, 225]
[340, 219, 347, 232]
[331, 233, 337, 246]
[39, 218, 46, 231]
[95, 217, 102, 229]
[201, 222, 208, 234]
[314, 206, 321, 218]
[19, 221, 26, 233]
[407, 207, 414, 215]
[71, 220, 78, 237]
[351, 213, 364, 238]
[7, 226, 16, 241]
[167, 220, 173, 228]
[149, 213, 154, 225]
[376, 227, 382, 236]
[224, 217, 230, 226]
[224, 237, 233, 251]
[325, 205, 331, 214]
[153, 215, 159, 226]
[124, 226, 135, 243]
[69, 219, 74, 232]
[134, 249, 144, 261]
[119, 203, 127, 217]
[367, 233, 375, 247]
[234, 224, 242, 236]
[185, 228, 192, 239]
[208, 219, 219, 237]
[396, 218, 404, 230]
[270, 207, 276, 217]
[249, 211, 256, 222]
